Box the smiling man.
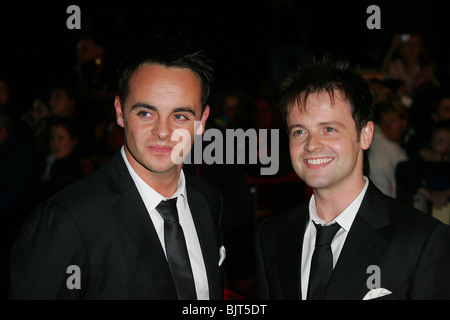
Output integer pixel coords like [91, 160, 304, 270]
[287, 90, 373, 222]
[256, 57, 450, 300]
[9, 34, 224, 300]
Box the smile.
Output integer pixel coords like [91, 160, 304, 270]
[305, 157, 334, 165]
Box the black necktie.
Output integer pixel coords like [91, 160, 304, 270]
[307, 222, 341, 300]
[156, 198, 197, 300]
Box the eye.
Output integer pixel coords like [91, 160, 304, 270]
[174, 113, 190, 122]
[137, 110, 152, 119]
[292, 129, 307, 138]
[324, 127, 336, 134]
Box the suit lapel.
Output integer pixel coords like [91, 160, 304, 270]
[186, 185, 221, 300]
[106, 152, 222, 299]
[277, 203, 309, 299]
[324, 182, 390, 299]
[108, 152, 178, 299]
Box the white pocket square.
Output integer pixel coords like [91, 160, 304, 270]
[363, 288, 392, 300]
[218, 245, 226, 266]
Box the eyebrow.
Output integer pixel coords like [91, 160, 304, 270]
[318, 121, 345, 128]
[287, 124, 304, 132]
[173, 107, 197, 117]
[131, 103, 157, 111]
[131, 103, 197, 117]
[287, 121, 345, 132]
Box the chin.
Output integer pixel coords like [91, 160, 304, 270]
[302, 175, 333, 190]
[143, 162, 173, 174]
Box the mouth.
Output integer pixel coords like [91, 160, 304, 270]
[304, 157, 334, 167]
[149, 145, 173, 154]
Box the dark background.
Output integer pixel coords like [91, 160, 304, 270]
[1, 0, 449, 110]
[1, 0, 449, 301]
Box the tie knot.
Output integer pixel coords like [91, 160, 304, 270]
[313, 222, 340, 247]
[156, 198, 178, 223]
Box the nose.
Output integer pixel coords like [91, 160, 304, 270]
[304, 133, 324, 153]
[152, 118, 171, 140]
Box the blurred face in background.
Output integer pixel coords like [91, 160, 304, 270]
[379, 111, 407, 144]
[435, 98, 450, 121]
[49, 125, 78, 159]
[49, 89, 76, 117]
[401, 34, 423, 60]
[431, 128, 450, 155]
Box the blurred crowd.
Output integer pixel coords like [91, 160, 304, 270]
[1, 9, 450, 299]
[368, 31, 450, 221]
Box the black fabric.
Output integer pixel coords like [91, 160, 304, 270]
[156, 198, 197, 300]
[307, 222, 340, 300]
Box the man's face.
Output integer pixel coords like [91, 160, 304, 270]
[115, 63, 209, 178]
[49, 89, 75, 117]
[287, 91, 372, 193]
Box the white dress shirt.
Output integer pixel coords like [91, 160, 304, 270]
[301, 177, 369, 300]
[120, 147, 209, 299]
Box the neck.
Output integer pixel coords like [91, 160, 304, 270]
[144, 169, 181, 198]
[313, 176, 366, 223]
[124, 148, 181, 198]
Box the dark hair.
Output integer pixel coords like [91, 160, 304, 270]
[279, 56, 374, 175]
[117, 33, 214, 109]
[279, 56, 374, 135]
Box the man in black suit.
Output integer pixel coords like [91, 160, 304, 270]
[9, 35, 225, 299]
[256, 57, 450, 299]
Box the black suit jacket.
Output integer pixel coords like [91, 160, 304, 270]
[9, 151, 224, 299]
[256, 181, 450, 299]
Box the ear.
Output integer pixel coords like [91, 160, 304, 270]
[360, 121, 374, 150]
[114, 96, 125, 128]
[196, 105, 210, 135]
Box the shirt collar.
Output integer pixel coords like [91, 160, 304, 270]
[308, 176, 369, 231]
[120, 146, 188, 211]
